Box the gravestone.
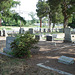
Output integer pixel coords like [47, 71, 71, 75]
[46, 35, 53, 41]
[52, 34, 57, 38]
[64, 28, 72, 42]
[59, 29, 63, 33]
[0, 30, 3, 36]
[29, 28, 33, 34]
[3, 37, 16, 53]
[35, 35, 40, 40]
[58, 56, 74, 65]
[19, 28, 25, 34]
[43, 28, 46, 33]
[2, 29, 7, 36]
[47, 28, 50, 32]
[39, 28, 41, 32]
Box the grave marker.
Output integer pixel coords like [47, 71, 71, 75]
[64, 28, 72, 42]
[3, 37, 16, 53]
[58, 56, 74, 65]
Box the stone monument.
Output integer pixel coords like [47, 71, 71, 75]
[19, 28, 25, 34]
[0, 30, 3, 36]
[2, 28, 7, 36]
[64, 28, 72, 42]
[46, 35, 53, 41]
[35, 35, 40, 40]
[43, 28, 46, 33]
[3, 37, 16, 53]
[47, 28, 50, 32]
[58, 56, 74, 65]
[29, 28, 34, 34]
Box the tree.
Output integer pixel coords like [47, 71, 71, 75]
[0, 0, 20, 26]
[36, 0, 49, 29]
[12, 13, 26, 26]
[28, 12, 36, 25]
[68, 14, 75, 28]
[48, 0, 75, 29]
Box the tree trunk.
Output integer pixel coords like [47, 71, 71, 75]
[48, 14, 51, 32]
[0, 19, 2, 26]
[52, 23, 55, 32]
[62, 1, 69, 32]
[40, 18, 42, 29]
[64, 17, 68, 28]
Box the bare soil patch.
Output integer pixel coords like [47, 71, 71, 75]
[0, 37, 75, 75]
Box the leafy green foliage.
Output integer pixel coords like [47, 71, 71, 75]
[12, 13, 26, 25]
[10, 32, 38, 58]
[68, 17, 75, 28]
[36, 1, 49, 18]
[48, 0, 75, 28]
[28, 12, 36, 24]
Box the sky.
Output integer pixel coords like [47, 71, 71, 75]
[13, 0, 38, 20]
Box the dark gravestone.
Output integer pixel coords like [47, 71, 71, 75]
[43, 29, 46, 33]
[46, 35, 52, 41]
[3, 30, 5, 36]
[29, 28, 33, 34]
[3, 29, 7, 36]
[35, 35, 40, 40]
[47, 28, 50, 32]
[0, 30, 1, 36]
[39, 28, 41, 32]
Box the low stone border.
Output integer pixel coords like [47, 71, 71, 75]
[37, 63, 73, 75]
[0, 52, 13, 57]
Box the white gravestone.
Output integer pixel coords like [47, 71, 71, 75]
[3, 37, 16, 53]
[64, 28, 72, 42]
[58, 56, 74, 65]
[19, 28, 25, 34]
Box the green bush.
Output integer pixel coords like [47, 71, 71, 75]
[10, 32, 38, 58]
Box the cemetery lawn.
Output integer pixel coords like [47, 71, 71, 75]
[0, 37, 75, 75]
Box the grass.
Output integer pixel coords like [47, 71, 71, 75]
[0, 54, 57, 75]
[0, 26, 12, 30]
[0, 54, 26, 75]
[53, 38, 64, 41]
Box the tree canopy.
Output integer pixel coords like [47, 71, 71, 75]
[48, 0, 75, 28]
[0, 0, 26, 26]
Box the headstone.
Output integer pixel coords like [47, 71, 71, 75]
[0, 30, 3, 36]
[52, 34, 57, 38]
[39, 28, 41, 32]
[2, 28, 7, 36]
[59, 29, 63, 33]
[58, 56, 74, 65]
[64, 28, 72, 42]
[3, 37, 16, 53]
[19, 28, 25, 34]
[47, 28, 50, 32]
[55, 28, 58, 32]
[46, 35, 53, 41]
[35, 35, 40, 40]
[43, 28, 46, 33]
[29, 28, 33, 34]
